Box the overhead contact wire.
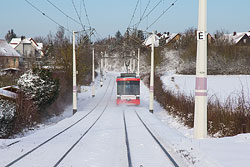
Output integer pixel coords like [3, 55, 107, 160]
[24, 0, 71, 32]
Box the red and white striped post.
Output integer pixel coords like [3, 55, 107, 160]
[194, 0, 207, 139]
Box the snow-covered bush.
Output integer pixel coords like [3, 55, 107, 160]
[0, 99, 16, 137]
[17, 69, 59, 110]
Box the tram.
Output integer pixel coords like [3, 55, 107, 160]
[116, 73, 140, 105]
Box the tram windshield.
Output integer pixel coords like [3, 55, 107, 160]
[117, 81, 140, 95]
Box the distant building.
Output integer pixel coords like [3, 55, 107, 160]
[223, 32, 250, 46]
[144, 32, 182, 47]
[0, 39, 21, 70]
[143, 33, 160, 47]
[207, 33, 215, 44]
[161, 32, 181, 44]
[9, 37, 44, 68]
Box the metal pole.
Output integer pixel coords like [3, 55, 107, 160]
[137, 48, 140, 76]
[73, 31, 77, 114]
[100, 52, 103, 87]
[194, 0, 207, 139]
[92, 48, 95, 97]
[149, 32, 155, 113]
[104, 52, 107, 80]
[129, 54, 133, 73]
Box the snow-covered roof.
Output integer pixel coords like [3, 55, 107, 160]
[0, 40, 21, 57]
[9, 37, 41, 49]
[143, 34, 160, 47]
[161, 33, 179, 44]
[37, 43, 43, 50]
[0, 87, 17, 99]
[223, 32, 250, 44]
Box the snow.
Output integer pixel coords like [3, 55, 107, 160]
[0, 40, 21, 57]
[144, 33, 160, 47]
[223, 32, 250, 44]
[0, 72, 250, 166]
[0, 87, 17, 99]
[161, 74, 250, 103]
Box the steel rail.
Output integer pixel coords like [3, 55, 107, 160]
[4, 78, 112, 167]
[53, 79, 116, 166]
[135, 111, 180, 167]
[123, 111, 132, 167]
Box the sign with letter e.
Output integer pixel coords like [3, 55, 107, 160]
[197, 31, 206, 41]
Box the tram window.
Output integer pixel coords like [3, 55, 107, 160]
[117, 81, 140, 95]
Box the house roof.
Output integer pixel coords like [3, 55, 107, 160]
[9, 38, 40, 48]
[0, 40, 21, 57]
[9, 37, 44, 56]
[224, 32, 250, 44]
[161, 33, 180, 44]
[143, 34, 160, 47]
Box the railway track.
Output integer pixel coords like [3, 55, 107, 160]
[123, 110, 180, 167]
[4, 77, 114, 167]
[135, 111, 180, 167]
[53, 79, 115, 166]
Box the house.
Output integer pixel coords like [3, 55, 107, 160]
[207, 33, 215, 44]
[143, 33, 160, 47]
[0, 39, 21, 70]
[223, 32, 250, 46]
[9, 37, 44, 68]
[144, 32, 182, 47]
[161, 32, 181, 45]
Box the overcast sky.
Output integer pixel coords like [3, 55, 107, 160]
[1, 0, 250, 39]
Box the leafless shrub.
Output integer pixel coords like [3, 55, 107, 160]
[152, 75, 250, 137]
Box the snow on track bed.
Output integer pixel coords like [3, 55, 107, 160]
[1, 77, 114, 167]
[124, 107, 180, 167]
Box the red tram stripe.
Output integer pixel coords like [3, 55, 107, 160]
[116, 78, 140, 81]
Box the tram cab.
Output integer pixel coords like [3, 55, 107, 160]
[116, 73, 140, 105]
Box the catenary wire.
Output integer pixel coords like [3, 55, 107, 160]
[24, 0, 71, 33]
[127, 0, 140, 29]
[82, 0, 91, 27]
[132, 0, 162, 28]
[135, 0, 151, 29]
[72, 0, 85, 31]
[46, 0, 81, 25]
[146, 0, 178, 31]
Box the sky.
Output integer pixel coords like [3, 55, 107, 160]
[1, 0, 250, 40]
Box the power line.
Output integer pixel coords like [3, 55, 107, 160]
[128, 0, 140, 29]
[146, 0, 178, 31]
[46, 0, 81, 25]
[82, 0, 91, 27]
[24, 0, 71, 32]
[132, 0, 162, 28]
[72, 0, 85, 30]
[135, 0, 151, 29]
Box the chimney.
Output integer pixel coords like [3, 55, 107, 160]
[21, 36, 25, 40]
[233, 32, 237, 36]
[167, 32, 170, 36]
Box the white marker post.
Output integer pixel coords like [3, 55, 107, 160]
[137, 48, 140, 76]
[72, 31, 77, 114]
[194, 0, 207, 139]
[149, 32, 155, 113]
[92, 48, 95, 97]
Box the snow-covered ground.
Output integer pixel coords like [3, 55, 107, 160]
[161, 74, 250, 103]
[0, 72, 250, 167]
